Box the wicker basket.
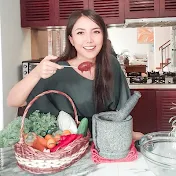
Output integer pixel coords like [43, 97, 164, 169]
[14, 90, 90, 174]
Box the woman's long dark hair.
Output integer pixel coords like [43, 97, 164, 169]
[57, 9, 113, 113]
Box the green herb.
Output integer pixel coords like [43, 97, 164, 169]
[0, 110, 58, 148]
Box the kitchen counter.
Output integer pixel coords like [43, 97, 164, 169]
[129, 84, 176, 89]
[0, 151, 156, 176]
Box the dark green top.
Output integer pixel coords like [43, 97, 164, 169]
[26, 55, 131, 132]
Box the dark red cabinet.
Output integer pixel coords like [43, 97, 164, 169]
[21, 0, 176, 28]
[55, 0, 89, 26]
[156, 90, 176, 131]
[89, 0, 125, 24]
[125, 0, 176, 19]
[20, 0, 123, 27]
[125, 0, 160, 19]
[21, 0, 89, 27]
[130, 89, 157, 134]
[130, 89, 176, 134]
[20, 0, 56, 27]
[160, 0, 176, 17]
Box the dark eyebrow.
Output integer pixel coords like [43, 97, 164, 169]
[75, 28, 85, 31]
[75, 27, 101, 31]
[92, 27, 101, 30]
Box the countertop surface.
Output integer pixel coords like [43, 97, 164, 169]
[0, 150, 156, 176]
[129, 84, 176, 89]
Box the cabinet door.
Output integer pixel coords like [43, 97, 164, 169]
[55, 0, 89, 26]
[160, 0, 176, 17]
[125, 0, 160, 19]
[130, 89, 157, 134]
[156, 90, 176, 131]
[20, 0, 56, 27]
[89, 0, 125, 24]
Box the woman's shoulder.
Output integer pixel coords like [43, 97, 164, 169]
[109, 54, 121, 70]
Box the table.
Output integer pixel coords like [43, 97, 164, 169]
[0, 151, 156, 176]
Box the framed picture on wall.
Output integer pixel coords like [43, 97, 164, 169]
[137, 27, 154, 44]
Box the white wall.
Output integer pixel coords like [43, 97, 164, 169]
[0, 0, 31, 129]
[107, 27, 151, 55]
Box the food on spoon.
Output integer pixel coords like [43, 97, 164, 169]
[78, 61, 94, 72]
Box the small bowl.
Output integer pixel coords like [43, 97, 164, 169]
[139, 131, 176, 176]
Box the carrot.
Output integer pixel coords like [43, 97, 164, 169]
[32, 138, 46, 152]
[37, 136, 47, 148]
[47, 138, 56, 149]
[45, 134, 53, 141]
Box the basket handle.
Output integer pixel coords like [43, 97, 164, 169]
[19, 90, 78, 143]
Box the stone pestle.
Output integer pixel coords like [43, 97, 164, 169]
[97, 91, 141, 122]
[116, 91, 141, 121]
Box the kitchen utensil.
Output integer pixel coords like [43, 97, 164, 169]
[92, 114, 133, 159]
[139, 131, 176, 176]
[61, 61, 94, 72]
[62, 65, 78, 68]
[116, 91, 141, 121]
[98, 91, 141, 121]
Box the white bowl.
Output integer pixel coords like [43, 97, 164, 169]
[140, 131, 176, 176]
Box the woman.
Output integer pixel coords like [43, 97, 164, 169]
[7, 9, 143, 140]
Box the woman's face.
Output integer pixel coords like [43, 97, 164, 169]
[69, 16, 103, 61]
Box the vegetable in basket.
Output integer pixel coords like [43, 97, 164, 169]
[25, 132, 47, 152]
[0, 110, 58, 148]
[0, 117, 31, 148]
[77, 118, 88, 137]
[28, 110, 58, 137]
[50, 134, 82, 152]
[57, 110, 77, 134]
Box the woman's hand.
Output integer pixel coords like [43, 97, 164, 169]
[33, 55, 64, 79]
[132, 131, 144, 141]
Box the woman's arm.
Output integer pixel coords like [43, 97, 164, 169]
[7, 55, 63, 107]
[7, 70, 41, 107]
